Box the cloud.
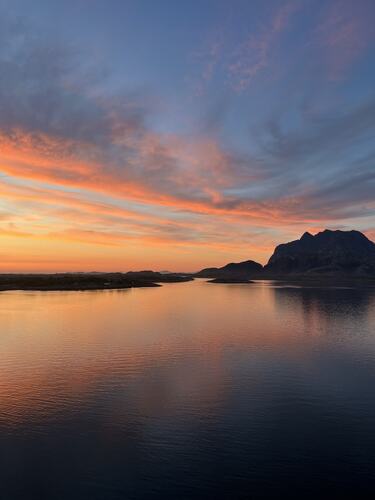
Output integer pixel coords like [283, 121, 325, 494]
[191, 35, 224, 96]
[227, 1, 302, 91]
[0, 12, 262, 211]
[190, 1, 304, 95]
[265, 100, 375, 161]
[315, 0, 375, 80]
[193, 0, 375, 96]
[0, 7, 374, 271]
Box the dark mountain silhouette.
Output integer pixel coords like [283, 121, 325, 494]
[195, 260, 263, 279]
[196, 229, 375, 281]
[265, 230, 375, 275]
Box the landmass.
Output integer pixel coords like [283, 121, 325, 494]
[0, 271, 193, 291]
[196, 260, 263, 280]
[207, 278, 255, 284]
[2, 230, 375, 290]
[265, 230, 375, 276]
[196, 229, 375, 284]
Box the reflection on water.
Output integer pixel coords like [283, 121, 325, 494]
[273, 284, 375, 319]
[0, 281, 375, 499]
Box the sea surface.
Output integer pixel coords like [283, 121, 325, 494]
[1, 279, 375, 499]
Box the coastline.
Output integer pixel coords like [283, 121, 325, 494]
[1, 272, 374, 291]
[0, 272, 193, 292]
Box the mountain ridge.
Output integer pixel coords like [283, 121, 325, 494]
[265, 229, 375, 275]
[196, 229, 375, 280]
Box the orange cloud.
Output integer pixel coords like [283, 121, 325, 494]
[0, 128, 333, 226]
[1, 123, 369, 273]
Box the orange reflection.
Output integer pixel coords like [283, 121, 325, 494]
[2, 281, 373, 428]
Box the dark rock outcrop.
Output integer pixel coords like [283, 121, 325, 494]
[124, 271, 193, 283]
[207, 278, 255, 284]
[196, 260, 263, 279]
[265, 230, 375, 275]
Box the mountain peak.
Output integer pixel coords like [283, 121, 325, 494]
[197, 229, 375, 279]
[266, 229, 375, 274]
[300, 231, 313, 240]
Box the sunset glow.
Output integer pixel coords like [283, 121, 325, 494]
[1, 0, 374, 271]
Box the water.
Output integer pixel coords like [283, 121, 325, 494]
[0, 280, 375, 499]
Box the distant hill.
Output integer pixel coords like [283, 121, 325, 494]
[265, 230, 375, 275]
[195, 260, 263, 279]
[124, 271, 193, 283]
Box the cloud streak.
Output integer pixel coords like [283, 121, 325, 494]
[315, 0, 375, 80]
[227, 1, 302, 91]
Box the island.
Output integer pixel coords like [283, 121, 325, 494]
[0, 271, 193, 291]
[196, 229, 375, 284]
[207, 278, 255, 284]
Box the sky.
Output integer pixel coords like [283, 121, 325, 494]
[0, 0, 374, 272]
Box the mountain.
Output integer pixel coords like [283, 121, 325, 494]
[265, 230, 375, 275]
[196, 230, 375, 281]
[196, 260, 263, 279]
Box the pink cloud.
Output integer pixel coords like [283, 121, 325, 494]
[228, 1, 302, 91]
[316, 0, 374, 80]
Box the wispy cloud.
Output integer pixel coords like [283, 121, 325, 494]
[191, 35, 224, 96]
[192, 1, 303, 94]
[315, 0, 374, 80]
[228, 1, 302, 91]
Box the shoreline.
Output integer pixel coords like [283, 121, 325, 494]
[0, 272, 374, 291]
[0, 272, 193, 292]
